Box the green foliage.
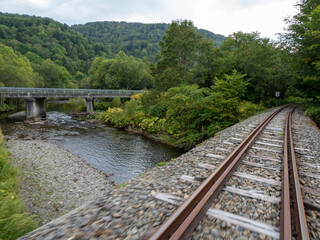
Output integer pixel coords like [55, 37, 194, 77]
[124, 99, 138, 118]
[0, 129, 38, 239]
[302, 98, 320, 125]
[112, 97, 121, 108]
[34, 59, 72, 88]
[286, 96, 305, 104]
[0, 12, 107, 77]
[304, 104, 320, 120]
[88, 51, 154, 90]
[68, 98, 86, 110]
[0, 43, 39, 87]
[220, 32, 289, 103]
[156, 162, 166, 167]
[212, 70, 247, 99]
[148, 104, 167, 118]
[0, 103, 12, 113]
[98, 73, 261, 148]
[115, 182, 129, 188]
[153, 20, 221, 90]
[283, 0, 320, 101]
[237, 101, 262, 121]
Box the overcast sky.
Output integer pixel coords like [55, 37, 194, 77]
[0, 0, 298, 39]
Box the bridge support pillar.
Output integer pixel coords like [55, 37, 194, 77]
[25, 98, 46, 119]
[85, 97, 94, 112]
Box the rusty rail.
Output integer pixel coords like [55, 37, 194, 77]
[280, 108, 292, 239]
[149, 107, 286, 240]
[281, 107, 309, 240]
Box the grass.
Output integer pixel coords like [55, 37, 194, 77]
[0, 129, 38, 239]
[115, 182, 129, 188]
[156, 162, 167, 167]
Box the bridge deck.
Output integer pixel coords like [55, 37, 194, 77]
[0, 87, 143, 98]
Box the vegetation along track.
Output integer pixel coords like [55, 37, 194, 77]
[150, 106, 320, 239]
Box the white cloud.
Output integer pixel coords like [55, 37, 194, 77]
[192, 0, 297, 38]
[27, 0, 52, 10]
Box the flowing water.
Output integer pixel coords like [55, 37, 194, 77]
[0, 102, 184, 185]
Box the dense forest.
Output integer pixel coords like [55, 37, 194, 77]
[71, 21, 226, 62]
[0, 12, 225, 90]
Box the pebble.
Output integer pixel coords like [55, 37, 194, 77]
[15, 107, 320, 239]
[5, 139, 113, 226]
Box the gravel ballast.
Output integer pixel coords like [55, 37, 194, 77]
[5, 106, 319, 240]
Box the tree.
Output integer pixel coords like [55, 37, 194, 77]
[0, 43, 39, 87]
[219, 32, 288, 103]
[283, 0, 320, 100]
[213, 70, 247, 99]
[88, 57, 112, 89]
[153, 20, 220, 90]
[35, 59, 72, 88]
[88, 51, 154, 90]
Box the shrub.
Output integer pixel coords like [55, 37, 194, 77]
[286, 96, 304, 104]
[237, 101, 261, 120]
[139, 117, 159, 133]
[124, 99, 138, 119]
[156, 162, 166, 167]
[304, 105, 320, 122]
[0, 129, 38, 239]
[111, 97, 121, 108]
[148, 104, 167, 117]
[98, 73, 262, 147]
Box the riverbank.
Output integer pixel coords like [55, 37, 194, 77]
[0, 130, 37, 240]
[5, 138, 114, 226]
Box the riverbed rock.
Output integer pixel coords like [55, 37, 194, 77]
[5, 139, 114, 225]
[7, 111, 26, 120]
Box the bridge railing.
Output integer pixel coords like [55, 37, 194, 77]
[0, 87, 144, 96]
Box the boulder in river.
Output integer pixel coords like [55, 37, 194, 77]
[7, 111, 26, 120]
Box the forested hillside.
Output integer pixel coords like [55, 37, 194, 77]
[71, 21, 226, 62]
[0, 12, 225, 88]
[0, 12, 108, 76]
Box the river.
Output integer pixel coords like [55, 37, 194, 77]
[0, 101, 184, 185]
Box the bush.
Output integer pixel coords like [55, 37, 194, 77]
[124, 99, 138, 119]
[111, 97, 121, 108]
[0, 103, 12, 113]
[68, 98, 86, 112]
[304, 105, 320, 122]
[98, 73, 262, 147]
[286, 96, 304, 104]
[237, 101, 261, 120]
[140, 90, 162, 114]
[94, 102, 111, 111]
[148, 104, 167, 117]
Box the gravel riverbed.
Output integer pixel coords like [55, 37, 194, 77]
[5, 139, 114, 225]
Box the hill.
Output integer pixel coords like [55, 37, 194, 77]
[71, 21, 226, 62]
[0, 12, 109, 77]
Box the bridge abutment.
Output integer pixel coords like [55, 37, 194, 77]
[85, 97, 94, 112]
[25, 98, 46, 119]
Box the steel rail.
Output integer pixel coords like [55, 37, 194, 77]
[286, 108, 310, 240]
[280, 108, 292, 239]
[149, 106, 287, 240]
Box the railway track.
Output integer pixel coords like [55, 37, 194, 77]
[149, 106, 320, 239]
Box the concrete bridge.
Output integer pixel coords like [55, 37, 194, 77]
[0, 87, 143, 119]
